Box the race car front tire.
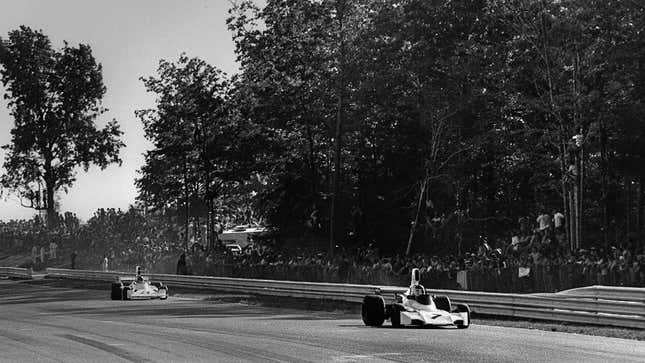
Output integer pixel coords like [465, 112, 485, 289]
[388, 303, 404, 327]
[434, 295, 452, 312]
[159, 287, 168, 300]
[453, 303, 470, 329]
[122, 286, 132, 300]
[110, 283, 123, 300]
[361, 295, 385, 327]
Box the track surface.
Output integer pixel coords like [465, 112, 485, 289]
[0, 280, 644, 362]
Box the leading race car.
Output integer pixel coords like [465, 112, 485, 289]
[361, 268, 470, 328]
[110, 266, 168, 300]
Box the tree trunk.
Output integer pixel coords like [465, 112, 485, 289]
[183, 157, 190, 252]
[638, 174, 644, 252]
[599, 119, 609, 249]
[329, 0, 346, 256]
[559, 141, 571, 251]
[44, 157, 56, 229]
[615, 176, 632, 247]
[406, 178, 427, 256]
[578, 131, 584, 248]
[301, 101, 318, 203]
[204, 162, 213, 252]
[569, 187, 576, 251]
[45, 181, 56, 228]
[329, 93, 343, 256]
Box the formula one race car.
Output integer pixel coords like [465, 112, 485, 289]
[110, 266, 168, 300]
[361, 268, 470, 328]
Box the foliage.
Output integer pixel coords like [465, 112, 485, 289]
[0, 26, 124, 226]
[222, 0, 645, 253]
[136, 54, 262, 248]
[130, 0, 645, 254]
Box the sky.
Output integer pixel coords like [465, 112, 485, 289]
[0, 0, 257, 222]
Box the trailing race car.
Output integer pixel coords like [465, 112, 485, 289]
[361, 268, 470, 328]
[110, 266, 168, 300]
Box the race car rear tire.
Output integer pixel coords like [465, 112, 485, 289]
[122, 286, 131, 300]
[453, 303, 470, 329]
[110, 283, 123, 300]
[388, 304, 404, 327]
[151, 282, 164, 289]
[434, 295, 452, 312]
[361, 295, 385, 327]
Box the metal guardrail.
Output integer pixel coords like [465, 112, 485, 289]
[0, 267, 33, 279]
[46, 268, 645, 329]
[556, 285, 645, 303]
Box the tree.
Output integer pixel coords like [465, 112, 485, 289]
[136, 54, 257, 251]
[225, 0, 645, 254]
[0, 26, 124, 226]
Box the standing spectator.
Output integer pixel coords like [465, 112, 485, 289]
[553, 210, 565, 233]
[40, 246, 46, 264]
[32, 245, 38, 263]
[517, 256, 531, 292]
[70, 251, 77, 269]
[102, 255, 109, 272]
[518, 216, 530, 235]
[536, 211, 552, 232]
[49, 240, 57, 259]
[177, 253, 187, 275]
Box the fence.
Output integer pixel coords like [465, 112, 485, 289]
[45, 267, 645, 329]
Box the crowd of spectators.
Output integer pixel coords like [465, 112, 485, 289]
[3, 211, 644, 292]
[187, 212, 645, 292]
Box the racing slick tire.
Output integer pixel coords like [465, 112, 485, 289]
[387, 303, 404, 327]
[361, 295, 386, 327]
[453, 303, 470, 329]
[151, 282, 168, 300]
[110, 283, 123, 300]
[434, 295, 452, 312]
[122, 286, 132, 300]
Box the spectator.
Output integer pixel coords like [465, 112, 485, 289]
[553, 210, 565, 233]
[177, 253, 187, 275]
[102, 255, 109, 272]
[49, 241, 57, 259]
[40, 246, 46, 264]
[536, 211, 552, 231]
[70, 251, 77, 269]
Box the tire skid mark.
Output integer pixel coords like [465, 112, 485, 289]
[131, 319, 352, 360]
[2, 316, 180, 358]
[0, 328, 41, 345]
[106, 315, 405, 362]
[0, 328, 66, 362]
[142, 320, 406, 362]
[59, 334, 151, 363]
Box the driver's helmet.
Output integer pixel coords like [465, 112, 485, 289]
[413, 284, 425, 296]
[136, 275, 144, 283]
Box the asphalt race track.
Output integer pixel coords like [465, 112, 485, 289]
[0, 280, 644, 363]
